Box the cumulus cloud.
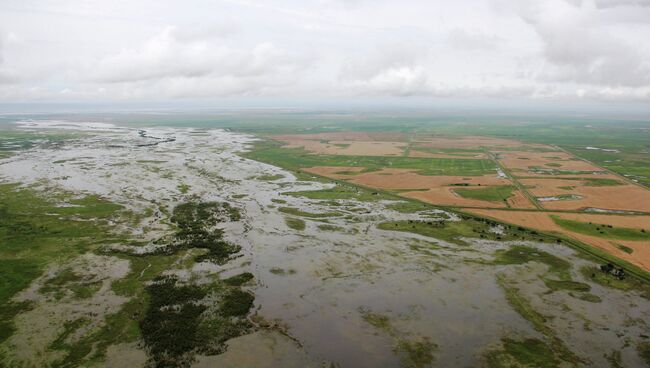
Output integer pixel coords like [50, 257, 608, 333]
[506, 0, 650, 87]
[0, 0, 649, 103]
[0, 32, 18, 84]
[88, 27, 308, 97]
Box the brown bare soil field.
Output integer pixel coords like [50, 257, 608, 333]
[303, 167, 524, 208]
[536, 184, 650, 213]
[367, 132, 409, 142]
[334, 141, 406, 156]
[273, 132, 373, 141]
[403, 188, 510, 208]
[497, 151, 602, 172]
[276, 138, 407, 156]
[506, 190, 537, 209]
[467, 209, 560, 231]
[465, 209, 650, 271]
[305, 167, 510, 189]
[278, 139, 340, 154]
[408, 150, 487, 159]
[301, 166, 365, 176]
[412, 136, 529, 149]
[519, 177, 622, 197]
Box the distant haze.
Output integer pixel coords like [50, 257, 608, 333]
[1, 0, 650, 107]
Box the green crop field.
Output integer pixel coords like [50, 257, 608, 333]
[245, 141, 496, 176]
[551, 216, 650, 241]
[453, 185, 516, 202]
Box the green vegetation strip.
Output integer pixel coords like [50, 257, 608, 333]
[378, 218, 556, 246]
[497, 276, 583, 365]
[551, 216, 650, 241]
[285, 183, 395, 202]
[285, 217, 306, 231]
[278, 206, 340, 218]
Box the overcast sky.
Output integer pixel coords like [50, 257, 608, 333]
[1, 0, 650, 106]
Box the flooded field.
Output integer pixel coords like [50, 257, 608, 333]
[1, 121, 649, 367]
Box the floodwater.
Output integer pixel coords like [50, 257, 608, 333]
[1, 121, 648, 367]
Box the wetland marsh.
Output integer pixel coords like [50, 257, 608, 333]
[0, 119, 649, 367]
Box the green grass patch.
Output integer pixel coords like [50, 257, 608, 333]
[551, 216, 650, 241]
[54, 195, 123, 219]
[284, 183, 395, 202]
[269, 267, 296, 276]
[317, 224, 343, 232]
[278, 207, 340, 218]
[583, 178, 622, 186]
[495, 246, 571, 280]
[223, 272, 254, 286]
[40, 268, 101, 300]
[378, 218, 553, 246]
[453, 185, 516, 202]
[177, 183, 190, 194]
[544, 279, 590, 292]
[615, 243, 633, 254]
[581, 266, 650, 299]
[386, 201, 435, 213]
[0, 184, 126, 344]
[285, 217, 306, 231]
[257, 173, 285, 181]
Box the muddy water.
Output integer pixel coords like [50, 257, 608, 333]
[1, 121, 648, 367]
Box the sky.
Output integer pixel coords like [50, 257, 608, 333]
[1, 0, 650, 107]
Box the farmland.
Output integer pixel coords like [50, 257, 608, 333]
[247, 121, 650, 274]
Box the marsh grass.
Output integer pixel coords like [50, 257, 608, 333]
[285, 217, 306, 231]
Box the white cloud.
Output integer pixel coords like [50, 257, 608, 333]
[0, 0, 649, 103]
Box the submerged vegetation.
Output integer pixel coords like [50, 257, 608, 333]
[285, 217, 306, 231]
[359, 308, 437, 368]
[3, 122, 650, 367]
[0, 184, 125, 345]
[494, 245, 571, 279]
[497, 276, 582, 366]
[485, 338, 559, 368]
[278, 206, 340, 218]
[140, 275, 254, 367]
[0, 181, 256, 366]
[169, 201, 242, 263]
